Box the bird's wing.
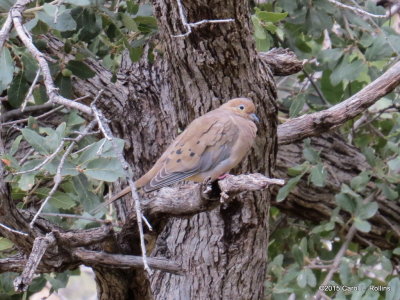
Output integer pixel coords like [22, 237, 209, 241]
[141, 111, 238, 192]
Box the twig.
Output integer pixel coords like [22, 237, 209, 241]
[90, 90, 152, 275]
[2, 95, 90, 126]
[0, 14, 12, 50]
[21, 69, 41, 112]
[173, 0, 234, 37]
[13, 232, 56, 292]
[13, 140, 65, 175]
[40, 212, 112, 224]
[73, 248, 183, 275]
[303, 70, 330, 106]
[349, 0, 399, 56]
[10, 3, 93, 115]
[0, 222, 28, 236]
[313, 193, 376, 300]
[327, 0, 386, 18]
[29, 120, 97, 227]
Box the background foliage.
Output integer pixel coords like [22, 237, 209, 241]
[1, 0, 400, 299]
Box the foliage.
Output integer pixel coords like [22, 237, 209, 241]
[255, 0, 400, 299]
[0, 0, 400, 298]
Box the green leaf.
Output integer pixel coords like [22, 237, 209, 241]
[37, 4, 77, 32]
[33, 84, 49, 104]
[321, 70, 343, 104]
[129, 46, 144, 62]
[350, 171, 370, 192]
[72, 175, 101, 211]
[354, 218, 371, 233]
[7, 74, 30, 108]
[330, 57, 367, 86]
[21, 128, 50, 155]
[0, 238, 13, 251]
[358, 202, 378, 220]
[55, 73, 73, 98]
[21, 52, 39, 82]
[18, 173, 35, 191]
[310, 163, 326, 187]
[393, 248, 400, 255]
[335, 193, 356, 214]
[287, 162, 310, 176]
[66, 60, 96, 79]
[388, 157, 400, 172]
[66, 111, 85, 128]
[289, 94, 306, 117]
[296, 270, 307, 288]
[122, 13, 138, 31]
[339, 260, 350, 285]
[276, 174, 304, 202]
[9, 135, 22, 156]
[0, 47, 14, 93]
[302, 144, 319, 164]
[256, 11, 288, 23]
[83, 157, 125, 182]
[77, 138, 125, 165]
[36, 188, 76, 209]
[43, 158, 79, 177]
[305, 268, 316, 287]
[386, 277, 400, 300]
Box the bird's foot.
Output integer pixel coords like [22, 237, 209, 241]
[217, 173, 231, 180]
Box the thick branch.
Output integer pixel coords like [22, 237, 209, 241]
[259, 48, 303, 76]
[278, 60, 400, 144]
[135, 174, 284, 218]
[73, 249, 183, 275]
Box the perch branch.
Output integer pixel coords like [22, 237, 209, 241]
[134, 174, 284, 218]
[13, 232, 56, 292]
[278, 60, 400, 145]
[73, 249, 183, 275]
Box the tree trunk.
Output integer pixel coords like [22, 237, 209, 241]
[85, 0, 278, 298]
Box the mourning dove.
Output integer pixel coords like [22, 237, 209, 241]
[99, 98, 259, 209]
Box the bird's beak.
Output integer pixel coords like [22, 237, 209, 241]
[250, 113, 260, 123]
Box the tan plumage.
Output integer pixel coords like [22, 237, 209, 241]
[101, 98, 259, 208]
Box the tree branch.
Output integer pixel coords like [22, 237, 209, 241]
[14, 232, 56, 292]
[73, 249, 183, 275]
[258, 48, 304, 76]
[278, 60, 400, 145]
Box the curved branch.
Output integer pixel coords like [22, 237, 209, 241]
[278, 60, 400, 145]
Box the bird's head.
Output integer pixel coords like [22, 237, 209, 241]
[220, 98, 260, 123]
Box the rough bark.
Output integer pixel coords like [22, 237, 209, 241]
[1, 1, 400, 300]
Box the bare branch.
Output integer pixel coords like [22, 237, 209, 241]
[327, 0, 386, 18]
[173, 0, 234, 37]
[14, 232, 56, 292]
[13, 140, 65, 175]
[278, 60, 400, 145]
[73, 249, 183, 275]
[91, 92, 152, 274]
[10, 3, 93, 115]
[29, 120, 97, 227]
[258, 48, 304, 76]
[21, 69, 40, 112]
[0, 14, 12, 50]
[0, 222, 28, 236]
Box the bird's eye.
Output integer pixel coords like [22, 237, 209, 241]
[239, 105, 245, 110]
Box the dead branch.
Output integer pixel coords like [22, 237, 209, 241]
[278, 60, 400, 145]
[13, 232, 56, 292]
[259, 48, 304, 76]
[73, 249, 183, 275]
